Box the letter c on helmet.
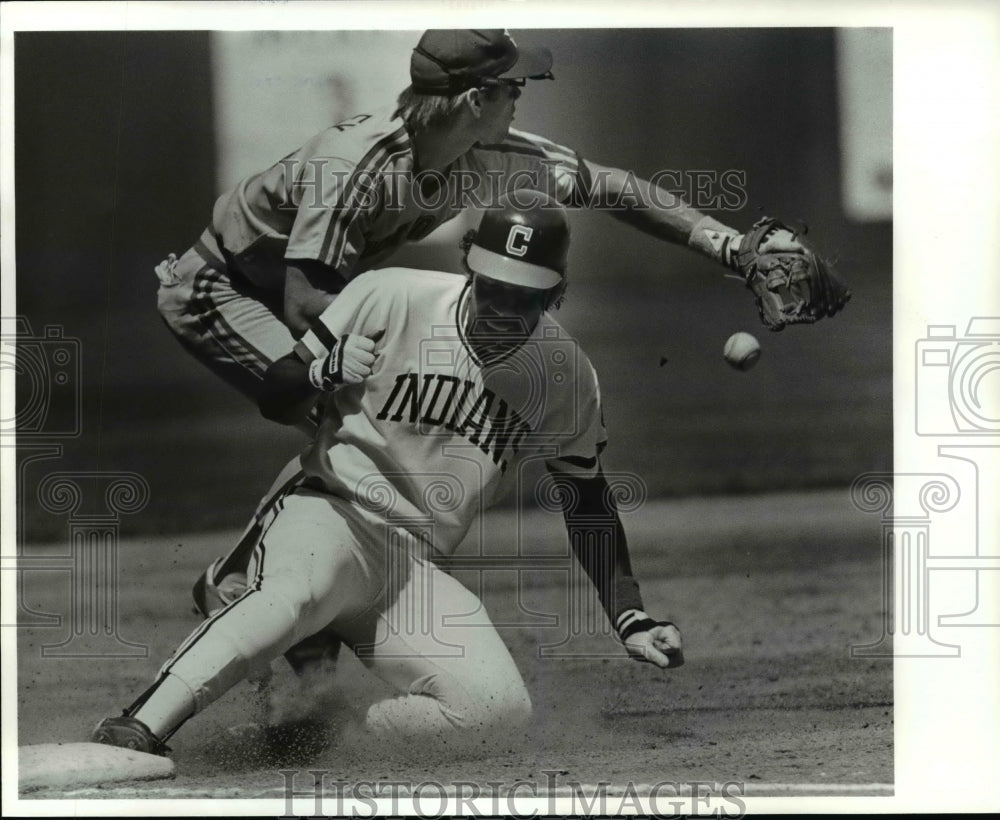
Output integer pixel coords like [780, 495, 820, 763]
[505, 225, 533, 257]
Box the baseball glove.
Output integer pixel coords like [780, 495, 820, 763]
[733, 217, 851, 332]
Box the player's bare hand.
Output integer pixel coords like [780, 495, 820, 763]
[617, 611, 684, 669]
[309, 331, 384, 391]
[625, 623, 684, 669]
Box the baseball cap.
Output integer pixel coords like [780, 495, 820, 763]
[411, 29, 553, 94]
[468, 190, 568, 290]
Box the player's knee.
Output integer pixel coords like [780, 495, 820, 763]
[363, 674, 531, 753]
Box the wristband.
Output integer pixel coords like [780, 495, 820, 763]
[727, 233, 745, 272]
[616, 609, 677, 642]
[688, 215, 741, 269]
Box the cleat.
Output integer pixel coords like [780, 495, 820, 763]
[91, 715, 170, 756]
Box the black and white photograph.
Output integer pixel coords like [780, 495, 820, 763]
[2, 1, 997, 815]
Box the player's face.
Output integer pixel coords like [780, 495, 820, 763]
[466, 273, 547, 355]
[477, 83, 522, 143]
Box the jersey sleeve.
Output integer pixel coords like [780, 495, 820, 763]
[292, 271, 391, 363]
[470, 129, 593, 207]
[544, 356, 608, 478]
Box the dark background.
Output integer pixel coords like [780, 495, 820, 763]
[13, 29, 892, 540]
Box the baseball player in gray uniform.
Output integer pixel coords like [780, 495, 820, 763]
[93, 191, 683, 755]
[157, 29, 749, 404]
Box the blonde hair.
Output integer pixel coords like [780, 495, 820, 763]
[394, 86, 465, 130]
[395, 84, 506, 132]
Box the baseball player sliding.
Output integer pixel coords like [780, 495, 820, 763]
[92, 191, 683, 756]
[175, 28, 850, 672]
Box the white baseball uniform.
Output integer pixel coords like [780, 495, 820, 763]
[143, 268, 607, 740]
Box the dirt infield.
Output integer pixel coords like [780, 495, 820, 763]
[16, 490, 892, 803]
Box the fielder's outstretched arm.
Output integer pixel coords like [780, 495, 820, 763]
[548, 465, 684, 669]
[582, 160, 743, 270]
[580, 162, 851, 330]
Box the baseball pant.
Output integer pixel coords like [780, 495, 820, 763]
[148, 489, 532, 742]
[155, 228, 296, 404]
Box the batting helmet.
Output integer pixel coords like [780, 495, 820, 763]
[467, 190, 569, 295]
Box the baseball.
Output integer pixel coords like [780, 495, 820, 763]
[723, 332, 761, 371]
